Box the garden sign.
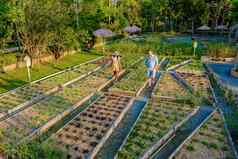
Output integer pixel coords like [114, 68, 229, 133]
[24, 55, 32, 83]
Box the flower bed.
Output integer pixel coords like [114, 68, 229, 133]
[175, 111, 235, 159]
[117, 100, 196, 159]
[154, 73, 191, 100]
[50, 92, 132, 159]
[0, 66, 112, 150]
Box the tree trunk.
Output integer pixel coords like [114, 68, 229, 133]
[151, 16, 155, 32]
[170, 17, 173, 31]
[215, 17, 218, 30]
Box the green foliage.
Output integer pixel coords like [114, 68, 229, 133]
[4, 140, 66, 159]
[207, 43, 237, 58]
[0, 0, 238, 59]
[231, 0, 238, 21]
[0, 0, 12, 49]
[0, 52, 99, 93]
[186, 144, 195, 151]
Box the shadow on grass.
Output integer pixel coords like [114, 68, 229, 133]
[0, 76, 27, 92]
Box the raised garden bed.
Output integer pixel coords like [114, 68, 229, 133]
[117, 100, 196, 159]
[153, 73, 192, 101]
[175, 60, 204, 73]
[0, 66, 113, 151]
[110, 61, 147, 96]
[174, 111, 235, 159]
[166, 57, 190, 70]
[50, 92, 133, 159]
[176, 71, 212, 101]
[0, 62, 100, 119]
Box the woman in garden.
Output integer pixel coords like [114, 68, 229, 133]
[144, 50, 159, 87]
[111, 51, 122, 80]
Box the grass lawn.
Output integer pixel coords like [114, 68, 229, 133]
[0, 52, 101, 93]
[0, 53, 18, 66]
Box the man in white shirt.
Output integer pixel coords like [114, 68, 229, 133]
[144, 50, 159, 87]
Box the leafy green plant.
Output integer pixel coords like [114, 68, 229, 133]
[186, 144, 195, 151]
[4, 140, 66, 159]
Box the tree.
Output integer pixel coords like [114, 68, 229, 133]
[0, 0, 13, 72]
[176, 0, 208, 33]
[208, 0, 232, 27]
[12, 0, 79, 61]
[231, 0, 238, 23]
[120, 0, 141, 26]
[141, 0, 168, 32]
[0, 0, 12, 48]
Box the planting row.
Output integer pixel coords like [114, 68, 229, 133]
[0, 61, 100, 115]
[50, 92, 132, 159]
[117, 100, 197, 159]
[176, 60, 204, 73]
[167, 57, 191, 70]
[154, 73, 192, 100]
[175, 111, 234, 159]
[176, 71, 212, 101]
[0, 66, 112, 151]
[110, 60, 147, 94]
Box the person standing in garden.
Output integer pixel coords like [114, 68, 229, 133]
[111, 51, 122, 80]
[144, 50, 159, 87]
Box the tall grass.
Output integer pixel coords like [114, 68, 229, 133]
[207, 43, 237, 58]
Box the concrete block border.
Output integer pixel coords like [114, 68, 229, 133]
[114, 71, 164, 159]
[90, 96, 135, 159]
[168, 108, 216, 159]
[140, 106, 200, 159]
[167, 59, 192, 71]
[114, 99, 149, 159]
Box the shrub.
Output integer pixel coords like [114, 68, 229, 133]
[201, 140, 209, 146]
[186, 144, 195, 151]
[207, 43, 237, 58]
[208, 143, 218, 149]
